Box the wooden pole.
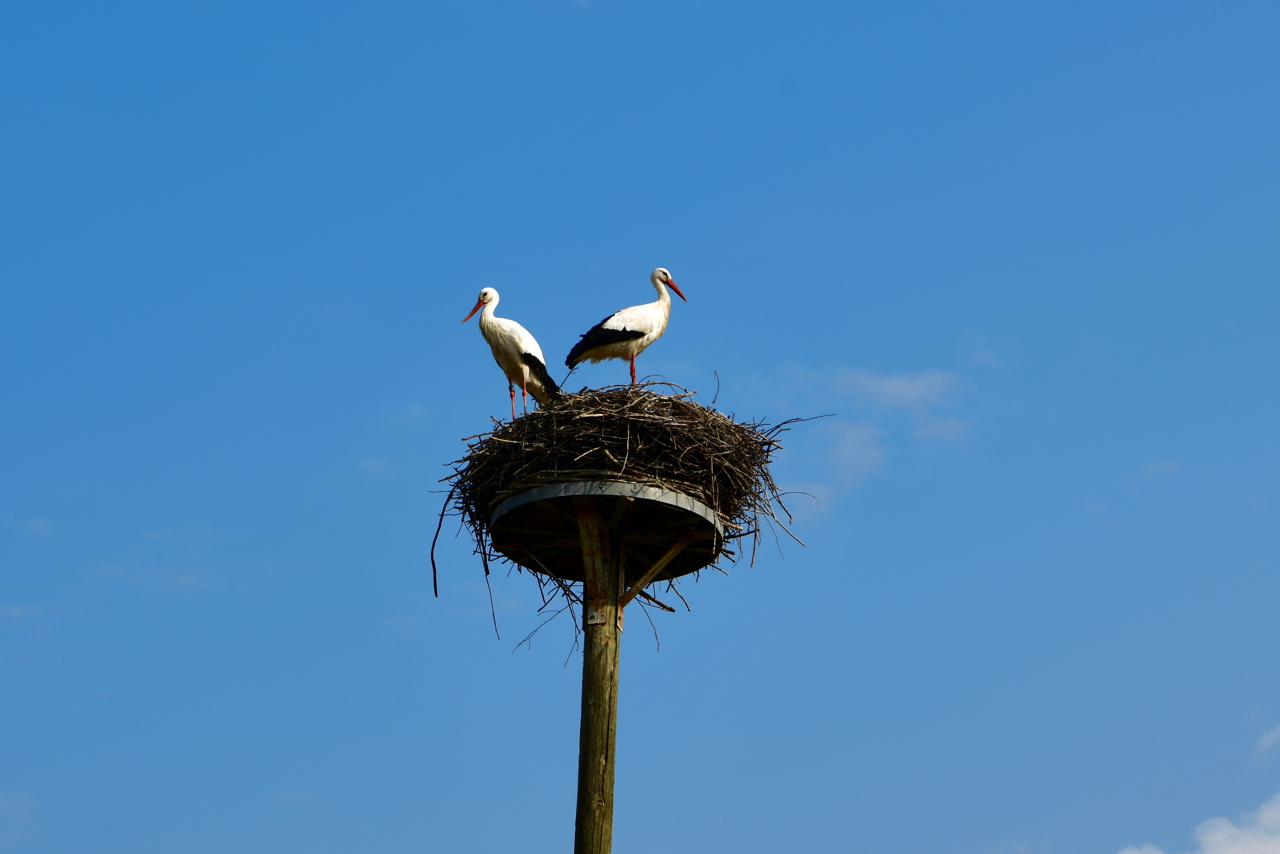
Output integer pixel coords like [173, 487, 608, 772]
[573, 497, 621, 854]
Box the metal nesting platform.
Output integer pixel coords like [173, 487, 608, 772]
[489, 481, 723, 585]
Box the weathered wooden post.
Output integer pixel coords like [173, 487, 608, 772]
[440, 387, 791, 854]
[572, 497, 620, 853]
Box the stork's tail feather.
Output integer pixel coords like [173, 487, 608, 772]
[565, 341, 586, 369]
[522, 352, 562, 404]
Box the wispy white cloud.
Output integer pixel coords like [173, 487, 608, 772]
[143, 525, 218, 544]
[3, 515, 52, 537]
[0, 602, 63, 643]
[834, 369, 969, 442]
[979, 843, 1041, 854]
[969, 349, 1008, 368]
[826, 422, 884, 488]
[1143, 459, 1182, 478]
[98, 564, 222, 594]
[0, 603, 59, 621]
[358, 457, 393, 477]
[746, 362, 975, 498]
[914, 417, 968, 442]
[1257, 724, 1280, 755]
[963, 333, 1019, 369]
[96, 526, 260, 596]
[376, 402, 436, 430]
[836, 369, 956, 413]
[380, 615, 429, 640]
[1117, 792, 1280, 854]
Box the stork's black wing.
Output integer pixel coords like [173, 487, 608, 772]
[565, 318, 645, 367]
[520, 352, 562, 401]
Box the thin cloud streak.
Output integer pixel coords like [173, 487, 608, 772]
[98, 564, 222, 594]
[914, 417, 968, 442]
[751, 363, 973, 499]
[836, 369, 956, 412]
[963, 332, 1020, 370]
[358, 457, 394, 477]
[1143, 459, 1182, 478]
[94, 526, 263, 597]
[1258, 724, 1280, 755]
[0, 603, 59, 620]
[3, 515, 53, 537]
[826, 421, 884, 488]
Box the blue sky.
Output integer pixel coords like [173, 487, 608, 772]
[3, 2, 1279, 852]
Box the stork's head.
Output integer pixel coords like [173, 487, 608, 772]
[652, 267, 686, 302]
[462, 287, 498, 322]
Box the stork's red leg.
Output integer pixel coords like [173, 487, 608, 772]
[521, 382, 529, 414]
[508, 384, 517, 420]
[629, 356, 637, 386]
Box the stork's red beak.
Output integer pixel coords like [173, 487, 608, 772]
[667, 278, 687, 302]
[461, 300, 484, 322]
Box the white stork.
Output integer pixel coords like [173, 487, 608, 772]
[462, 288, 561, 419]
[565, 267, 687, 385]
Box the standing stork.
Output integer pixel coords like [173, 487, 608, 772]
[462, 288, 561, 419]
[565, 267, 687, 385]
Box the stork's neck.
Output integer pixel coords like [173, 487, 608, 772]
[477, 297, 500, 333]
[650, 278, 671, 307]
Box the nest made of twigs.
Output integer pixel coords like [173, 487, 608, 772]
[435, 383, 800, 590]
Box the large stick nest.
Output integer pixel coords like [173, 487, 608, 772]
[435, 384, 801, 597]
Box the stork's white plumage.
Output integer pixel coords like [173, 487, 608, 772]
[565, 267, 687, 385]
[462, 288, 561, 419]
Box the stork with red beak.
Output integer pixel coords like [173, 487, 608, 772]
[462, 288, 561, 419]
[565, 267, 687, 385]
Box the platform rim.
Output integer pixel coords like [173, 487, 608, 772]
[489, 480, 724, 538]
